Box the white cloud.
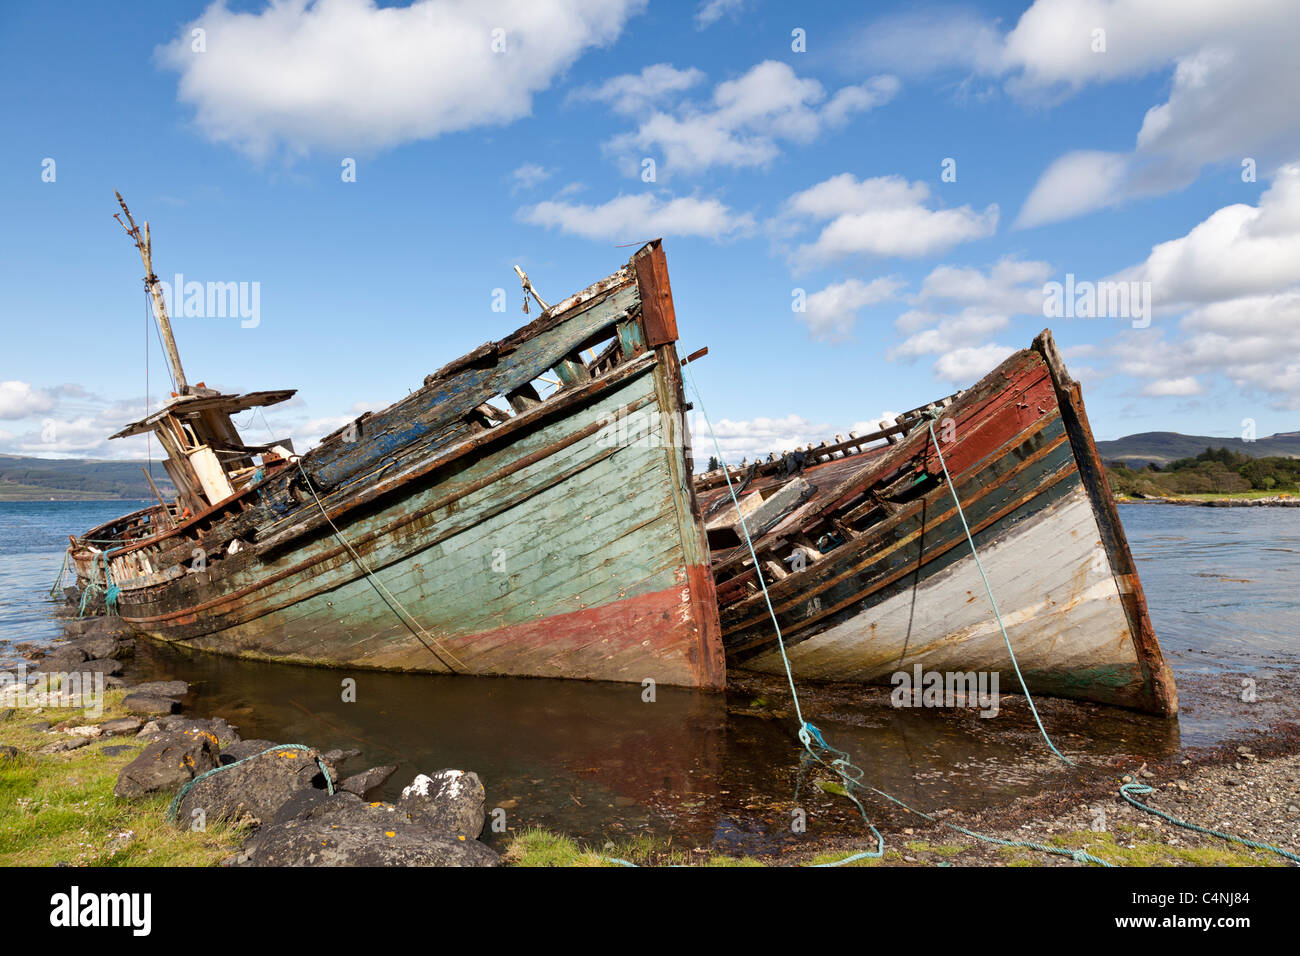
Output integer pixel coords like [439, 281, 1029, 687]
[1014, 150, 1131, 229]
[797, 277, 903, 342]
[605, 62, 899, 176]
[568, 63, 705, 115]
[1100, 166, 1300, 408]
[519, 192, 754, 241]
[510, 163, 553, 193]
[691, 410, 901, 466]
[843, 1, 1300, 223]
[916, 256, 1052, 313]
[1141, 376, 1204, 397]
[695, 0, 745, 30]
[1118, 165, 1300, 308]
[932, 344, 1017, 384]
[0, 381, 56, 420]
[889, 310, 1011, 361]
[158, 0, 646, 158]
[780, 173, 998, 268]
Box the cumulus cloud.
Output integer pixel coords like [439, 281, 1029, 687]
[1100, 166, 1300, 408]
[779, 173, 998, 268]
[690, 410, 901, 466]
[932, 344, 1017, 384]
[796, 277, 903, 342]
[1117, 164, 1300, 308]
[694, 0, 745, 30]
[568, 63, 705, 115]
[605, 61, 899, 176]
[840, 1, 1300, 224]
[509, 163, 552, 193]
[1141, 376, 1204, 397]
[0, 381, 57, 420]
[158, 0, 645, 158]
[518, 192, 754, 241]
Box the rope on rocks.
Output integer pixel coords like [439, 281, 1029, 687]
[1119, 782, 1300, 864]
[166, 743, 335, 825]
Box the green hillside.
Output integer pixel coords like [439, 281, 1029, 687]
[1096, 431, 1300, 467]
[0, 455, 176, 501]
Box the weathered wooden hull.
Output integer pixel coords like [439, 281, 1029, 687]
[701, 331, 1176, 715]
[73, 243, 725, 688]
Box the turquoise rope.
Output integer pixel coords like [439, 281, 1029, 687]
[924, 415, 1073, 766]
[49, 548, 70, 598]
[1120, 782, 1300, 864]
[680, 361, 1104, 866]
[166, 743, 335, 824]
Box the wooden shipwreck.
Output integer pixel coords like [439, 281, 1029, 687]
[696, 333, 1178, 716]
[70, 196, 723, 687]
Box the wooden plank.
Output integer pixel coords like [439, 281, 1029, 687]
[633, 241, 679, 348]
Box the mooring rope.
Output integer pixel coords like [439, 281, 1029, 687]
[1119, 782, 1300, 864]
[924, 414, 1073, 766]
[166, 743, 334, 824]
[678, 360, 1113, 866]
[294, 459, 467, 674]
[49, 548, 70, 598]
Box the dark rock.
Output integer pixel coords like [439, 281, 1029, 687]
[80, 658, 123, 677]
[100, 717, 143, 737]
[122, 694, 180, 716]
[239, 796, 499, 867]
[264, 789, 414, 830]
[129, 680, 190, 700]
[27, 722, 51, 733]
[0, 745, 18, 760]
[399, 770, 486, 838]
[0, 708, 13, 722]
[35, 649, 88, 672]
[220, 739, 277, 763]
[113, 727, 221, 799]
[175, 745, 329, 828]
[322, 748, 361, 767]
[65, 634, 128, 660]
[144, 716, 239, 746]
[340, 765, 398, 798]
[40, 738, 89, 754]
[100, 744, 138, 758]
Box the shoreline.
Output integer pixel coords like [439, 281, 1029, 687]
[6, 604, 1299, 866]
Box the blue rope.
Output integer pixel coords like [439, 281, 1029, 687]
[166, 743, 335, 824]
[680, 361, 1104, 866]
[49, 548, 70, 598]
[1119, 782, 1300, 864]
[924, 415, 1073, 766]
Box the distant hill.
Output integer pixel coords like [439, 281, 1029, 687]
[1096, 431, 1300, 468]
[0, 455, 176, 501]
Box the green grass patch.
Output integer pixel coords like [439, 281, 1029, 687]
[0, 692, 245, 866]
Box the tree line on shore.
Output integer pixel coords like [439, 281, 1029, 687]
[1106, 447, 1300, 496]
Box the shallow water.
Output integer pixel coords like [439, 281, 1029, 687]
[2, 500, 1297, 850]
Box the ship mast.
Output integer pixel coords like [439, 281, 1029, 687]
[114, 191, 189, 395]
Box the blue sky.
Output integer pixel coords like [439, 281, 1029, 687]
[3, 0, 1298, 464]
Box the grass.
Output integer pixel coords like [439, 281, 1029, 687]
[0, 689, 246, 866]
[994, 829, 1285, 867]
[503, 828, 766, 867]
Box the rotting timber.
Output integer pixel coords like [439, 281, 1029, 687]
[695, 332, 1178, 716]
[69, 196, 724, 688]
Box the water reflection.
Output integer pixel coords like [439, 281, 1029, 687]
[126, 641, 1180, 851]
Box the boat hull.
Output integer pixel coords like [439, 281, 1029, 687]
[74, 243, 725, 689]
[708, 332, 1176, 714]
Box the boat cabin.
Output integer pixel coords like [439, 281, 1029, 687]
[108, 386, 296, 515]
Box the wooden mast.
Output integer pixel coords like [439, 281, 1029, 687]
[114, 191, 189, 395]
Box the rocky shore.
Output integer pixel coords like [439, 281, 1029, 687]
[0, 599, 498, 867]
